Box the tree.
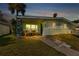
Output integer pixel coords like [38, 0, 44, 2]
[11, 19, 16, 34]
[21, 3, 26, 16]
[8, 3, 16, 14]
[0, 10, 3, 18]
[8, 3, 26, 36]
[8, 3, 26, 16]
[16, 3, 26, 16]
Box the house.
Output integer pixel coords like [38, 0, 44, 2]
[72, 20, 79, 35]
[16, 15, 75, 36]
[0, 12, 10, 36]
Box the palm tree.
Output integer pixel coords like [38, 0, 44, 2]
[8, 3, 26, 16]
[21, 4, 26, 16]
[16, 3, 26, 16]
[8, 3, 16, 14]
[8, 4, 16, 35]
[8, 3, 26, 36]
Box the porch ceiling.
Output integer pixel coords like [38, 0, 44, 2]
[22, 18, 44, 24]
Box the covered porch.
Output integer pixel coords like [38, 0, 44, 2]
[22, 18, 43, 36]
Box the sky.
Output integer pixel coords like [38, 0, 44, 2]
[0, 3, 79, 21]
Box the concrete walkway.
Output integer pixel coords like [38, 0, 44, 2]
[41, 37, 79, 56]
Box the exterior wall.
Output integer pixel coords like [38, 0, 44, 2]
[0, 24, 10, 36]
[74, 23, 79, 35]
[42, 21, 72, 36]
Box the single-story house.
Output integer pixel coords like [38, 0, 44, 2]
[72, 20, 79, 35]
[16, 15, 75, 36]
[0, 14, 10, 36]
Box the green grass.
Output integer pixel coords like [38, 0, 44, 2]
[0, 36, 64, 56]
[53, 34, 79, 51]
[0, 35, 15, 46]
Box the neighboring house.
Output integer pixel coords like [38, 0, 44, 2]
[72, 20, 79, 35]
[0, 12, 10, 36]
[17, 15, 75, 36]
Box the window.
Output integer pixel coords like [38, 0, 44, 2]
[26, 24, 38, 32]
[31, 25, 37, 30]
[56, 22, 62, 26]
[26, 24, 31, 30]
[63, 24, 68, 29]
[56, 22, 63, 29]
[52, 22, 56, 28]
[44, 21, 52, 27]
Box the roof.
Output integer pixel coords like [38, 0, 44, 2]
[16, 15, 76, 29]
[16, 15, 74, 25]
[16, 15, 69, 23]
[17, 15, 64, 19]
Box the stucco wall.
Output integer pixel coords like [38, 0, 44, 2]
[42, 21, 72, 36]
[0, 24, 10, 36]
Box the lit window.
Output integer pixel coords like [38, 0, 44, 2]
[25, 24, 38, 32]
[35, 25, 38, 29]
[26, 24, 30, 30]
[31, 25, 36, 30]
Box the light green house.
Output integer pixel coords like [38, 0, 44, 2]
[17, 16, 75, 36]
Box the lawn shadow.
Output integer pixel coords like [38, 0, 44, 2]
[0, 35, 15, 46]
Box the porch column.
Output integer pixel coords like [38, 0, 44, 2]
[40, 24, 43, 35]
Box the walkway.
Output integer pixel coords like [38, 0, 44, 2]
[41, 37, 79, 56]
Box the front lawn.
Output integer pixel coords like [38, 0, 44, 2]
[0, 35, 15, 46]
[0, 36, 64, 56]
